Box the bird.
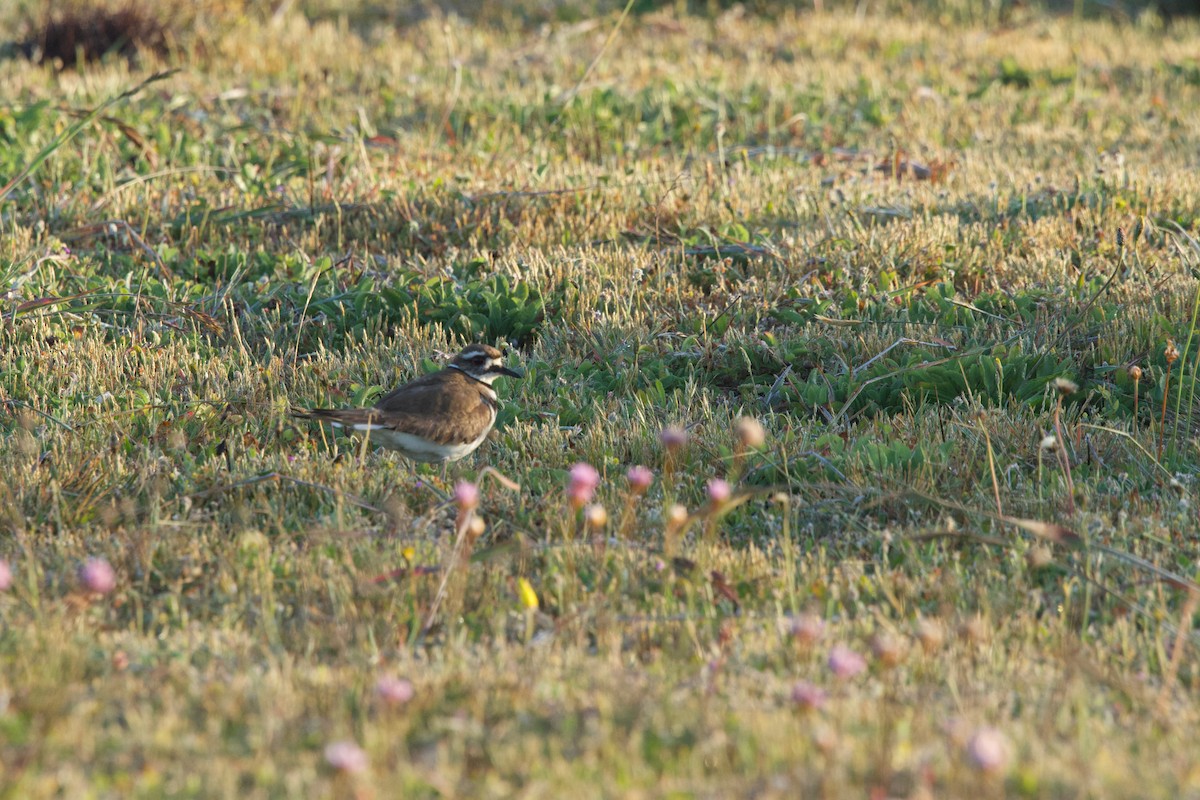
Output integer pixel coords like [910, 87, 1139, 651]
[295, 344, 521, 464]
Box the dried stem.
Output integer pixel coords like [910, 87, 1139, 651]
[1053, 395, 1076, 515]
[1159, 361, 1174, 463]
[978, 415, 1003, 517]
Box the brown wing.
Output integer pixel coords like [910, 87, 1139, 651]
[371, 369, 498, 445]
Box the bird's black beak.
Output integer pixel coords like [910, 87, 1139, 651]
[495, 365, 523, 379]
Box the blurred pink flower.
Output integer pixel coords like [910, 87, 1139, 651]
[791, 613, 825, 645]
[660, 426, 688, 452]
[567, 462, 601, 508]
[707, 478, 732, 505]
[827, 644, 867, 680]
[79, 558, 116, 595]
[375, 676, 414, 707]
[790, 681, 828, 711]
[626, 465, 653, 493]
[0, 560, 11, 592]
[324, 740, 368, 774]
[966, 727, 1010, 773]
[454, 481, 479, 510]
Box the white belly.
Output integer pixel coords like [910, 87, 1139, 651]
[332, 422, 492, 463]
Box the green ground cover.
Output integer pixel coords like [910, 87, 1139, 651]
[2, 1, 1200, 796]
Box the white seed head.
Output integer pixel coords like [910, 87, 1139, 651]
[1053, 377, 1079, 395]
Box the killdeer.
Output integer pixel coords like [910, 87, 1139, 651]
[295, 344, 521, 464]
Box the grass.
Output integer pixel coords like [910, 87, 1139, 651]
[2, 1, 1200, 796]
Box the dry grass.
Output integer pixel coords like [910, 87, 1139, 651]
[2, 2, 1200, 797]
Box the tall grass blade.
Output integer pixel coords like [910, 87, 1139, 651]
[0, 70, 177, 204]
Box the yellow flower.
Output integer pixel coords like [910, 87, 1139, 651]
[517, 578, 539, 611]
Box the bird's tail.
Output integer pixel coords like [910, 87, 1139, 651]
[292, 408, 379, 429]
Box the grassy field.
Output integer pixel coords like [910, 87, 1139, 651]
[3, 1, 1200, 796]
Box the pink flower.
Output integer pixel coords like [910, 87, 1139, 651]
[79, 558, 116, 595]
[790, 681, 828, 711]
[375, 676, 414, 707]
[707, 478, 732, 505]
[827, 644, 867, 680]
[791, 613, 825, 645]
[966, 727, 1010, 773]
[454, 481, 479, 511]
[626, 465, 654, 493]
[324, 740, 368, 774]
[566, 462, 601, 508]
[660, 426, 688, 452]
[570, 463, 600, 491]
[0, 560, 11, 592]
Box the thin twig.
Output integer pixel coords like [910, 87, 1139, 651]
[1055, 234, 1125, 347]
[421, 513, 473, 635]
[60, 219, 173, 281]
[1161, 589, 1199, 710]
[555, 0, 637, 105]
[189, 471, 384, 514]
[763, 364, 792, 409]
[0, 70, 177, 203]
[852, 337, 958, 378]
[0, 399, 77, 432]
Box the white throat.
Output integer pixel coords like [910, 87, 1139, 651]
[449, 363, 502, 385]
